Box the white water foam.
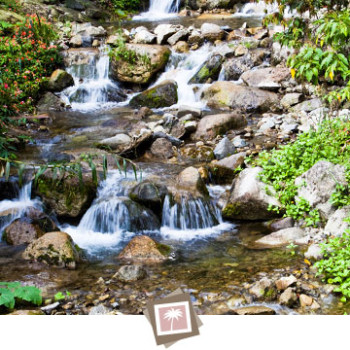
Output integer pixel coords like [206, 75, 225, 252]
[61, 46, 122, 111]
[133, 0, 180, 21]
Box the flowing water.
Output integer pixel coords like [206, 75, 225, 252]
[133, 0, 181, 20]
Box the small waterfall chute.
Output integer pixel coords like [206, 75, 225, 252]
[61, 45, 125, 111]
[133, 0, 180, 20]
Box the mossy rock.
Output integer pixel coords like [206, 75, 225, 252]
[189, 53, 223, 84]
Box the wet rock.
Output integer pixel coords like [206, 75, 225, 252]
[134, 30, 156, 44]
[221, 55, 254, 81]
[0, 178, 20, 200]
[110, 44, 170, 84]
[170, 120, 186, 139]
[232, 136, 247, 148]
[255, 227, 307, 248]
[129, 181, 168, 214]
[69, 34, 83, 47]
[34, 170, 97, 219]
[113, 265, 147, 282]
[291, 98, 323, 113]
[275, 275, 297, 291]
[189, 53, 223, 84]
[270, 217, 294, 232]
[241, 67, 290, 91]
[223, 167, 282, 221]
[304, 244, 323, 260]
[271, 42, 295, 65]
[249, 277, 273, 299]
[3, 209, 58, 246]
[173, 41, 189, 53]
[23, 232, 81, 269]
[154, 24, 183, 45]
[177, 105, 202, 119]
[98, 134, 132, 151]
[176, 166, 209, 198]
[188, 29, 204, 46]
[279, 287, 297, 307]
[201, 23, 225, 42]
[209, 152, 246, 184]
[150, 138, 175, 159]
[89, 304, 110, 315]
[167, 29, 189, 46]
[324, 206, 350, 237]
[37, 92, 65, 113]
[72, 23, 106, 37]
[299, 294, 313, 308]
[202, 82, 279, 112]
[129, 80, 178, 108]
[232, 306, 276, 315]
[193, 112, 247, 140]
[295, 161, 347, 219]
[41, 302, 60, 313]
[63, 48, 99, 66]
[65, 0, 85, 11]
[118, 235, 170, 263]
[281, 93, 303, 109]
[47, 69, 74, 92]
[214, 137, 235, 160]
[180, 144, 215, 162]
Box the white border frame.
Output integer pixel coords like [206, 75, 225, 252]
[154, 301, 192, 336]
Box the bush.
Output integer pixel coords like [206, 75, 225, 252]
[0, 282, 42, 309]
[0, 14, 62, 117]
[253, 118, 350, 226]
[315, 231, 350, 302]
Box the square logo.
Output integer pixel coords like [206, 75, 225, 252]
[145, 289, 202, 347]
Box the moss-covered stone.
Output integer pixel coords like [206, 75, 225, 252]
[189, 53, 223, 84]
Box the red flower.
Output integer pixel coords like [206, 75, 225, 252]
[4, 83, 8, 89]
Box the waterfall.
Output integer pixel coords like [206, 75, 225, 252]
[160, 193, 234, 240]
[61, 46, 124, 111]
[0, 182, 41, 234]
[133, 0, 180, 20]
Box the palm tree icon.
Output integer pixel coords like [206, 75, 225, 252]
[163, 307, 183, 331]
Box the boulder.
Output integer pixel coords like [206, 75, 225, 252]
[3, 208, 58, 246]
[37, 92, 65, 113]
[134, 30, 156, 44]
[176, 166, 209, 198]
[209, 152, 246, 184]
[299, 294, 313, 308]
[213, 137, 235, 160]
[223, 167, 282, 221]
[149, 138, 175, 159]
[118, 235, 170, 263]
[47, 69, 74, 92]
[154, 24, 183, 45]
[69, 34, 83, 47]
[113, 265, 147, 282]
[129, 181, 168, 214]
[241, 67, 291, 91]
[167, 29, 189, 46]
[281, 93, 303, 109]
[202, 82, 279, 112]
[110, 44, 170, 84]
[34, 170, 97, 219]
[97, 134, 132, 151]
[291, 98, 323, 113]
[255, 227, 307, 247]
[279, 287, 297, 307]
[232, 306, 276, 315]
[249, 277, 273, 299]
[71, 23, 106, 37]
[129, 80, 178, 108]
[221, 55, 254, 81]
[177, 105, 202, 119]
[189, 54, 224, 84]
[324, 206, 350, 237]
[201, 23, 225, 42]
[304, 244, 323, 260]
[270, 217, 294, 232]
[193, 112, 247, 140]
[173, 41, 189, 53]
[89, 305, 110, 315]
[22, 232, 81, 269]
[275, 275, 297, 291]
[0, 9, 24, 24]
[295, 161, 347, 219]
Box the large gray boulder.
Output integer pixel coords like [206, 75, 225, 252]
[221, 55, 254, 81]
[255, 227, 307, 248]
[241, 67, 291, 91]
[295, 161, 347, 219]
[129, 80, 178, 108]
[202, 82, 279, 112]
[193, 112, 247, 140]
[154, 24, 183, 45]
[324, 206, 350, 237]
[110, 44, 170, 84]
[223, 167, 282, 221]
[201, 23, 225, 42]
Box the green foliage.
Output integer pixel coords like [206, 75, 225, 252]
[54, 290, 71, 302]
[98, 0, 142, 16]
[315, 231, 350, 302]
[254, 118, 350, 226]
[330, 184, 350, 208]
[286, 242, 298, 256]
[0, 282, 42, 309]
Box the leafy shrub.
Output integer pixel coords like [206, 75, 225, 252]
[254, 118, 350, 226]
[0, 282, 42, 309]
[315, 231, 350, 302]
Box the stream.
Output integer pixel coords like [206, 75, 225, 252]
[0, 0, 348, 315]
